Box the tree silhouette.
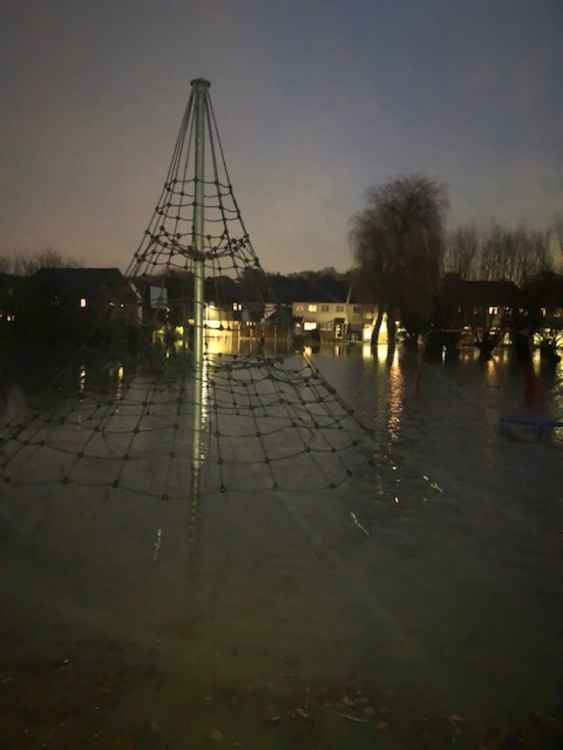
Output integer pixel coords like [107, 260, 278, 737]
[350, 174, 449, 345]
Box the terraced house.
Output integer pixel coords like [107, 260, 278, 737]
[292, 298, 380, 342]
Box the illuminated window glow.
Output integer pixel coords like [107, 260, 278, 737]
[308, 304, 318, 312]
[80, 298, 87, 308]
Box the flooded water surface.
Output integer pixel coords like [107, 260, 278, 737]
[1, 344, 562, 748]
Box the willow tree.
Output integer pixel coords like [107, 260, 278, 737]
[350, 174, 449, 347]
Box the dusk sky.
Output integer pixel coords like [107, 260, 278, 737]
[2, 0, 562, 273]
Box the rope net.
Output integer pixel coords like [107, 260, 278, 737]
[1, 352, 382, 499]
[0, 79, 411, 503]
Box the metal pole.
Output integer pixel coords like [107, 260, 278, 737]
[191, 78, 210, 492]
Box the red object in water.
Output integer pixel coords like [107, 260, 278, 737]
[525, 368, 544, 404]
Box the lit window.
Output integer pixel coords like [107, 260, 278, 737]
[488, 306, 498, 315]
[308, 304, 318, 312]
[80, 298, 87, 308]
[304, 321, 318, 331]
[295, 304, 304, 312]
[540, 307, 546, 317]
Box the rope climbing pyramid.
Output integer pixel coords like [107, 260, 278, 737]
[125, 79, 265, 313]
[1, 78, 380, 500]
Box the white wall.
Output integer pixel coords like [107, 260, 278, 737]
[292, 302, 377, 329]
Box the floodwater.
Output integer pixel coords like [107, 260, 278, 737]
[1, 342, 562, 748]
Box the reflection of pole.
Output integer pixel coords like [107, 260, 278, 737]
[191, 78, 209, 493]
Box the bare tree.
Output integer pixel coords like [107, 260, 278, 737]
[444, 225, 479, 279]
[553, 213, 563, 266]
[350, 174, 449, 345]
[478, 224, 551, 286]
[445, 223, 553, 285]
[1, 247, 83, 276]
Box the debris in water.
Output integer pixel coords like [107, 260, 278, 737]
[152, 528, 162, 561]
[209, 729, 223, 742]
[337, 712, 368, 723]
[350, 512, 370, 536]
[295, 708, 309, 719]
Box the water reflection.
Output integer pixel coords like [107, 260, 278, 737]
[79, 364, 87, 396]
[4, 339, 563, 732]
[167, 333, 292, 358]
[484, 357, 499, 386]
[386, 356, 403, 441]
[358, 343, 400, 365]
[200, 351, 210, 448]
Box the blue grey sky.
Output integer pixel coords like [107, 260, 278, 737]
[2, 0, 562, 272]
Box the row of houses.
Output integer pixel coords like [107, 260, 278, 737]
[0, 268, 287, 344]
[1, 267, 561, 347]
[292, 274, 563, 343]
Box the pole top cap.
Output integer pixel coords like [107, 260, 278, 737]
[190, 78, 211, 88]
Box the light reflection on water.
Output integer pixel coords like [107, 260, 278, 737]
[79, 364, 87, 395]
[386, 356, 403, 442]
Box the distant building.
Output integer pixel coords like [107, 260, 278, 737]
[14, 268, 139, 345]
[437, 275, 519, 332]
[292, 299, 380, 341]
[30, 267, 138, 321]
